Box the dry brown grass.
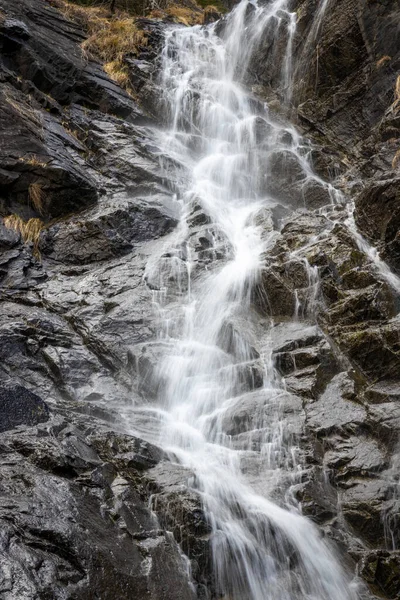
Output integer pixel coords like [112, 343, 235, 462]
[389, 74, 400, 114]
[47, 0, 110, 28]
[203, 4, 221, 23]
[50, 0, 148, 91]
[19, 155, 48, 168]
[395, 75, 400, 100]
[385, 74, 400, 115]
[376, 55, 391, 69]
[83, 17, 148, 92]
[392, 148, 400, 170]
[5, 93, 43, 129]
[3, 215, 44, 256]
[204, 4, 220, 14]
[168, 4, 203, 24]
[28, 183, 46, 215]
[149, 3, 203, 25]
[104, 59, 131, 88]
[82, 16, 148, 61]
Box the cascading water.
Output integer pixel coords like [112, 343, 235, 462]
[130, 1, 367, 598]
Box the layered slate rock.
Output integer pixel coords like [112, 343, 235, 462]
[0, 0, 149, 221]
[0, 414, 196, 600]
[248, 0, 400, 274]
[0, 385, 50, 432]
[355, 178, 400, 275]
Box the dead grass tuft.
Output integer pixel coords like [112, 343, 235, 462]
[395, 75, 400, 101]
[148, 8, 165, 19]
[203, 4, 221, 23]
[19, 155, 48, 168]
[376, 55, 391, 69]
[204, 4, 220, 13]
[389, 75, 400, 114]
[386, 74, 400, 115]
[392, 149, 400, 170]
[164, 4, 203, 25]
[50, 1, 148, 91]
[28, 183, 46, 215]
[47, 0, 110, 29]
[148, 4, 203, 25]
[82, 16, 148, 62]
[104, 59, 131, 89]
[5, 93, 43, 129]
[3, 215, 44, 257]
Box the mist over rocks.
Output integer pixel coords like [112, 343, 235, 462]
[0, 0, 399, 598]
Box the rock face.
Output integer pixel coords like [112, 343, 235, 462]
[0, 2, 196, 598]
[246, 1, 400, 596]
[293, 0, 400, 277]
[249, 0, 400, 269]
[0, 413, 196, 600]
[0, 385, 50, 432]
[355, 178, 400, 274]
[1, 0, 400, 599]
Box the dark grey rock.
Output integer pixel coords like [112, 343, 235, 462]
[41, 193, 178, 264]
[0, 385, 49, 432]
[305, 372, 366, 436]
[355, 178, 400, 275]
[0, 418, 196, 600]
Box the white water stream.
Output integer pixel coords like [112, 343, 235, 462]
[128, 1, 384, 597]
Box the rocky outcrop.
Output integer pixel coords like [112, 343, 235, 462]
[355, 178, 400, 274]
[0, 0, 149, 221]
[292, 0, 400, 276]
[0, 404, 197, 600]
[0, 2, 214, 596]
[248, 0, 400, 272]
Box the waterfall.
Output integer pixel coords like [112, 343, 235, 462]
[134, 1, 364, 598]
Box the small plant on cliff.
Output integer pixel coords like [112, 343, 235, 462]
[392, 149, 400, 170]
[390, 75, 400, 114]
[376, 55, 391, 69]
[48, 0, 148, 93]
[19, 155, 48, 168]
[28, 183, 46, 215]
[149, 3, 203, 25]
[83, 17, 148, 93]
[82, 15, 148, 60]
[3, 215, 44, 257]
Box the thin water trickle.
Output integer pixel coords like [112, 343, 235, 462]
[129, 1, 368, 598]
[345, 203, 400, 295]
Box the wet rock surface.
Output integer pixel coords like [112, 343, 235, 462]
[0, 413, 196, 600]
[355, 178, 400, 275]
[0, 385, 50, 432]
